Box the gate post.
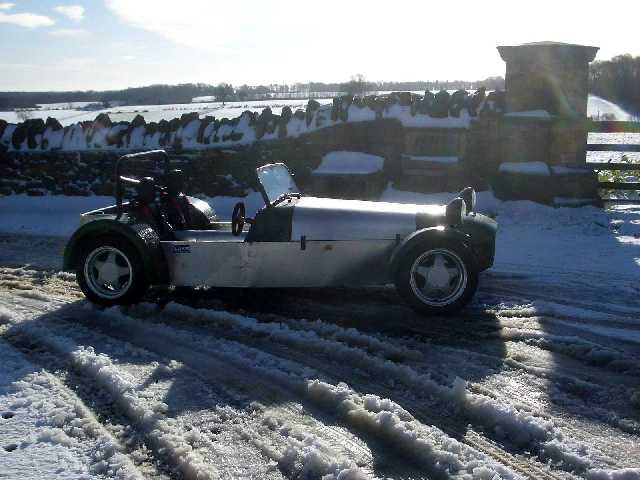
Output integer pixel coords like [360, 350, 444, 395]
[498, 42, 598, 118]
[494, 42, 601, 205]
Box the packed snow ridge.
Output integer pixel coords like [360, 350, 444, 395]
[0, 334, 144, 480]
[94, 305, 524, 479]
[0, 90, 505, 153]
[6, 319, 218, 480]
[129, 302, 612, 475]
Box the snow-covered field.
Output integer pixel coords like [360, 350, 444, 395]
[0, 99, 333, 126]
[1, 95, 635, 126]
[588, 96, 639, 122]
[1, 188, 639, 479]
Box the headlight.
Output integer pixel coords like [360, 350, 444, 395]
[445, 197, 466, 226]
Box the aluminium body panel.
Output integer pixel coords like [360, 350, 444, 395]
[291, 196, 445, 241]
[161, 239, 395, 287]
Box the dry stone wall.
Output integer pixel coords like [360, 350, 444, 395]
[0, 120, 407, 198]
[0, 91, 506, 198]
[0, 90, 504, 154]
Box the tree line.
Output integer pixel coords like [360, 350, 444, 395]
[0, 76, 505, 110]
[4, 55, 640, 114]
[589, 55, 640, 114]
[0, 84, 218, 110]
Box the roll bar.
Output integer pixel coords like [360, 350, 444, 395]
[115, 150, 170, 218]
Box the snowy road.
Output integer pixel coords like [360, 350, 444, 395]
[1, 202, 640, 479]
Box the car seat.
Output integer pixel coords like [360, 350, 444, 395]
[163, 169, 192, 230]
[133, 177, 161, 226]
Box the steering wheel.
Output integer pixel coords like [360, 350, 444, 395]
[231, 202, 246, 236]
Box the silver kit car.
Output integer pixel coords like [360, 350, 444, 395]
[64, 150, 497, 314]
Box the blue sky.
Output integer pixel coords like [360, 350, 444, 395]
[1, 0, 638, 92]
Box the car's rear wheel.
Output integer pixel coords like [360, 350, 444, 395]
[77, 235, 149, 306]
[395, 240, 478, 315]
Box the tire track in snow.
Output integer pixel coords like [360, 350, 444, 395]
[1, 282, 379, 479]
[492, 316, 640, 376]
[135, 301, 639, 479]
[383, 317, 640, 471]
[92, 314, 501, 479]
[388, 292, 640, 379]
[0, 266, 82, 301]
[389, 328, 640, 441]
[3, 301, 380, 480]
[2, 260, 636, 478]
[57, 304, 524, 480]
[488, 294, 640, 329]
[467, 377, 640, 467]
[60, 326, 378, 480]
[5, 314, 318, 480]
[236, 407, 375, 480]
[116, 302, 581, 480]
[3, 294, 632, 478]
[0, 332, 151, 480]
[483, 269, 640, 317]
[3, 320, 220, 480]
[252, 316, 637, 479]
[385, 304, 640, 381]
[375, 329, 640, 463]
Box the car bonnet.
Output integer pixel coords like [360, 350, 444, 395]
[290, 196, 445, 241]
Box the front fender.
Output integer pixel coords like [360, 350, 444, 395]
[389, 226, 473, 276]
[63, 219, 169, 284]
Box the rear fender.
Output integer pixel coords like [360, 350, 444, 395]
[389, 227, 474, 276]
[63, 219, 169, 284]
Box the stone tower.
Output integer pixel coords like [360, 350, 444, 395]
[497, 42, 599, 117]
[497, 41, 600, 168]
[492, 42, 601, 204]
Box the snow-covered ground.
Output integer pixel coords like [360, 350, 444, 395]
[587, 96, 639, 122]
[1, 189, 639, 479]
[0, 99, 333, 126]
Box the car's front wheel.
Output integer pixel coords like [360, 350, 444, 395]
[394, 240, 478, 315]
[77, 235, 149, 306]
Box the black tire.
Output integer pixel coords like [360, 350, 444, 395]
[394, 238, 478, 315]
[76, 235, 149, 306]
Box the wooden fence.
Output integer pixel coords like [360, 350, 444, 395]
[586, 121, 640, 202]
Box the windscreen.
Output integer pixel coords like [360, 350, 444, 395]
[256, 163, 299, 205]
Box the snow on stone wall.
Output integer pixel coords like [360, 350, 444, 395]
[499, 161, 551, 176]
[313, 151, 385, 175]
[0, 90, 505, 153]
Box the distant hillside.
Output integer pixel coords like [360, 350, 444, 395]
[0, 84, 217, 110]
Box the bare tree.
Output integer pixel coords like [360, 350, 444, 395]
[345, 74, 370, 97]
